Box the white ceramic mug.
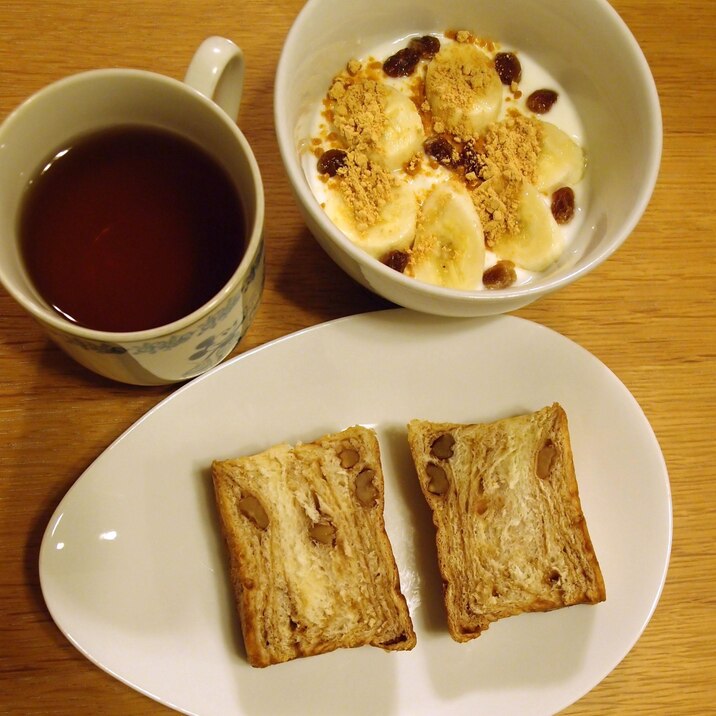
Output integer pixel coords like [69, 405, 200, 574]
[0, 37, 264, 385]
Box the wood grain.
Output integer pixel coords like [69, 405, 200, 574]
[1, 1, 714, 713]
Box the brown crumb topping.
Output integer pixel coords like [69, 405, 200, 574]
[472, 172, 523, 247]
[332, 150, 395, 232]
[478, 110, 542, 184]
[330, 78, 389, 154]
[427, 44, 497, 140]
[465, 111, 541, 244]
[325, 78, 398, 229]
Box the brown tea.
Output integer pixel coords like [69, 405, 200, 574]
[20, 126, 246, 332]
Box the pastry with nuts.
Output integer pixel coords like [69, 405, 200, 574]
[407, 403, 605, 642]
[211, 425, 416, 667]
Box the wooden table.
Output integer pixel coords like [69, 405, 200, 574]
[1, 1, 714, 713]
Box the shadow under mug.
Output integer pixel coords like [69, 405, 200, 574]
[0, 36, 265, 385]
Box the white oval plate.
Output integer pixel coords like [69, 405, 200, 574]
[40, 309, 672, 716]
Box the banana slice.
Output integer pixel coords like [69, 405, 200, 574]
[534, 121, 585, 193]
[371, 85, 425, 171]
[490, 180, 564, 272]
[332, 80, 424, 172]
[425, 42, 502, 138]
[407, 182, 485, 289]
[323, 180, 418, 259]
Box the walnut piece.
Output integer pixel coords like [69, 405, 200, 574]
[426, 463, 449, 495]
[355, 468, 378, 506]
[430, 433, 456, 459]
[238, 495, 269, 529]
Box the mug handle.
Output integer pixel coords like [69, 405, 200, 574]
[183, 36, 244, 123]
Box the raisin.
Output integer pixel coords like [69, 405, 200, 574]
[459, 141, 481, 175]
[381, 250, 409, 273]
[494, 52, 522, 85]
[551, 187, 575, 224]
[383, 47, 421, 77]
[423, 136, 455, 166]
[317, 148, 347, 176]
[483, 260, 517, 289]
[409, 35, 440, 59]
[526, 89, 559, 114]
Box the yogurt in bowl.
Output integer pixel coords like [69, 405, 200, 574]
[302, 30, 589, 292]
[275, 0, 662, 317]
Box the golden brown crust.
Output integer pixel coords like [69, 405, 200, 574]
[212, 426, 416, 667]
[407, 403, 605, 643]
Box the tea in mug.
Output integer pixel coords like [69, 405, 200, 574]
[20, 126, 246, 332]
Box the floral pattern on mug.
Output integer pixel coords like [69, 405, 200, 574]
[53, 241, 264, 359]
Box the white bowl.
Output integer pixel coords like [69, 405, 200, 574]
[274, 0, 662, 316]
